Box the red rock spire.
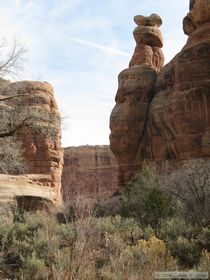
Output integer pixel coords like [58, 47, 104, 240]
[110, 14, 164, 185]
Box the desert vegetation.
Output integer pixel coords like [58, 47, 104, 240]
[120, 159, 210, 271]
[0, 159, 210, 279]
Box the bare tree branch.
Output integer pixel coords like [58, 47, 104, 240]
[161, 159, 210, 226]
[0, 37, 27, 79]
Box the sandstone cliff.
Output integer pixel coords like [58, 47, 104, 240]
[62, 145, 119, 202]
[0, 80, 63, 208]
[110, 0, 210, 185]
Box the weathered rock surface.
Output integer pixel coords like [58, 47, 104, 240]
[142, 0, 210, 163]
[0, 80, 63, 207]
[62, 146, 119, 202]
[0, 174, 56, 209]
[110, 14, 164, 184]
[110, 0, 210, 185]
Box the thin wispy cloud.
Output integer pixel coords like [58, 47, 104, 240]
[48, 0, 80, 21]
[71, 38, 131, 57]
[0, 0, 189, 146]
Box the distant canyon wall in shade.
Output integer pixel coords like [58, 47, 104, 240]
[62, 146, 119, 202]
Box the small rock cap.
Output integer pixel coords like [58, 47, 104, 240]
[134, 14, 162, 27]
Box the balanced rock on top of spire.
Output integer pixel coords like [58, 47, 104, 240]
[129, 14, 164, 72]
[134, 14, 162, 27]
[133, 14, 163, 48]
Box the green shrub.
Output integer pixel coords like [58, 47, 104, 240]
[121, 163, 173, 229]
[197, 227, 210, 252]
[197, 250, 210, 274]
[168, 236, 201, 267]
[159, 217, 196, 241]
[0, 198, 209, 279]
[144, 187, 172, 229]
[22, 254, 48, 280]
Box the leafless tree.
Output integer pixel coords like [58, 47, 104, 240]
[0, 37, 28, 173]
[0, 37, 26, 79]
[62, 188, 96, 222]
[0, 80, 60, 136]
[0, 38, 61, 174]
[160, 159, 210, 226]
[0, 37, 27, 137]
[0, 137, 26, 174]
[0, 82, 60, 174]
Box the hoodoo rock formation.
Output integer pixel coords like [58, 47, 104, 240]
[0, 81, 63, 208]
[110, 14, 164, 184]
[62, 146, 119, 202]
[110, 0, 210, 185]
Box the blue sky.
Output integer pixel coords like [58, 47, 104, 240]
[0, 0, 189, 147]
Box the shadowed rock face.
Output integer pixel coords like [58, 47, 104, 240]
[110, 14, 164, 184]
[142, 0, 210, 163]
[0, 81, 63, 207]
[110, 0, 210, 185]
[62, 146, 119, 202]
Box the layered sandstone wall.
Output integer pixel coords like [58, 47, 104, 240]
[62, 145, 119, 202]
[0, 80, 63, 207]
[110, 0, 210, 185]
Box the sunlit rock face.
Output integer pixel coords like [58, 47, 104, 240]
[0, 81, 63, 208]
[110, 0, 210, 185]
[0, 174, 56, 210]
[110, 14, 164, 184]
[62, 145, 119, 202]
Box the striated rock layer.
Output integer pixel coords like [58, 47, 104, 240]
[0, 81, 63, 207]
[0, 174, 55, 210]
[110, 0, 210, 185]
[62, 146, 119, 202]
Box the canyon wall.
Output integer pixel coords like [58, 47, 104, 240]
[141, 0, 210, 163]
[110, 0, 210, 185]
[62, 146, 119, 202]
[0, 80, 63, 208]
